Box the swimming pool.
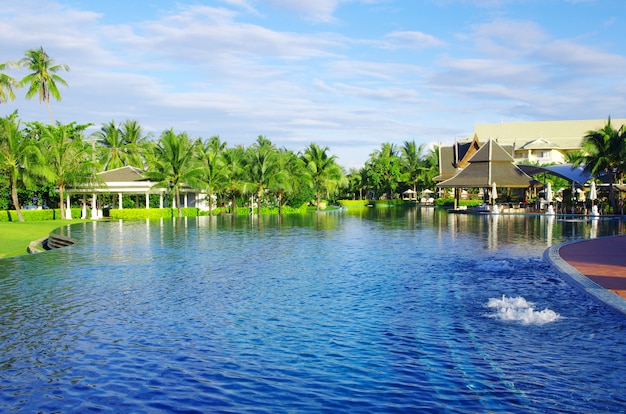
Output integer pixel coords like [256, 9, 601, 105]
[1, 208, 626, 412]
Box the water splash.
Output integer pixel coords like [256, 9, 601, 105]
[487, 295, 560, 325]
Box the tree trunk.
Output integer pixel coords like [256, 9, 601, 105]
[59, 184, 66, 220]
[208, 190, 213, 216]
[176, 187, 182, 218]
[10, 174, 24, 222]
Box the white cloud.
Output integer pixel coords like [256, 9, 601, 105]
[383, 31, 446, 49]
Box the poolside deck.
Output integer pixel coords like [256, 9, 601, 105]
[558, 235, 626, 298]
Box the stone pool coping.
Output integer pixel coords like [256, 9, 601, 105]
[544, 235, 626, 317]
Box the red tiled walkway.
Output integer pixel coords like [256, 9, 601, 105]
[559, 236, 626, 298]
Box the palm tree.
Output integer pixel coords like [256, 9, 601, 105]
[196, 135, 226, 215]
[119, 119, 151, 168]
[401, 140, 426, 203]
[366, 142, 403, 200]
[222, 145, 248, 215]
[37, 122, 97, 219]
[301, 143, 344, 210]
[92, 120, 125, 170]
[246, 136, 282, 216]
[143, 129, 203, 218]
[92, 119, 148, 170]
[18, 47, 70, 123]
[0, 112, 46, 221]
[271, 147, 298, 215]
[576, 117, 626, 212]
[0, 59, 17, 104]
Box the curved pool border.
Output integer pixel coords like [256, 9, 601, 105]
[544, 236, 626, 317]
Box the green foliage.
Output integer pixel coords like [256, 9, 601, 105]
[338, 200, 369, 208]
[109, 207, 199, 220]
[369, 199, 405, 208]
[434, 198, 482, 207]
[0, 208, 83, 221]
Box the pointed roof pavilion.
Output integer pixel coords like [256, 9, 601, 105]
[436, 139, 536, 188]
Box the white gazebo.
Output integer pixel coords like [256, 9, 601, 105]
[67, 166, 209, 219]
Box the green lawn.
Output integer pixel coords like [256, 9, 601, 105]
[0, 220, 87, 259]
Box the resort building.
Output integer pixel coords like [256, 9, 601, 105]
[472, 118, 626, 164]
[436, 118, 626, 184]
[66, 166, 210, 219]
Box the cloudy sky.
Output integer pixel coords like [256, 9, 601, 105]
[1, 0, 625, 168]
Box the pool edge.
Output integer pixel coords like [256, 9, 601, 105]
[544, 238, 626, 317]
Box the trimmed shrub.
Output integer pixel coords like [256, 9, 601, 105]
[0, 208, 81, 221]
[338, 200, 369, 208]
[434, 197, 482, 207]
[109, 207, 200, 220]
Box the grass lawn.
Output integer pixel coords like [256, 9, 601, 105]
[0, 220, 87, 259]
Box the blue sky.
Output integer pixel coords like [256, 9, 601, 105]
[1, 0, 625, 168]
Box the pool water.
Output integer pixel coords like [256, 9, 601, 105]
[1, 208, 626, 413]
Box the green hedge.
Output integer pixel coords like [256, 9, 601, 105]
[109, 207, 199, 220]
[108, 204, 308, 220]
[0, 208, 82, 222]
[338, 200, 369, 208]
[434, 198, 482, 207]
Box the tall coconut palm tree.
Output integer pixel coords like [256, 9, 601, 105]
[143, 129, 203, 218]
[270, 147, 298, 215]
[401, 140, 426, 203]
[301, 143, 344, 210]
[0, 59, 17, 104]
[36, 121, 97, 219]
[366, 142, 403, 200]
[0, 112, 46, 221]
[222, 145, 248, 215]
[119, 119, 151, 168]
[92, 120, 125, 170]
[196, 135, 226, 215]
[577, 117, 626, 213]
[19, 47, 70, 123]
[246, 136, 283, 216]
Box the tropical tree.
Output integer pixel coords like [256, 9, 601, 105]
[576, 117, 626, 212]
[143, 129, 203, 218]
[196, 135, 226, 215]
[401, 140, 426, 202]
[365, 142, 403, 199]
[119, 119, 151, 168]
[92, 120, 125, 170]
[30, 121, 96, 219]
[222, 145, 248, 215]
[273, 148, 301, 214]
[92, 119, 148, 170]
[0, 59, 17, 104]
[18, 47, 70, 123]
[301, 143, 344, 210]
[246, 136, 283, 216]
[0, 112, 46, 221]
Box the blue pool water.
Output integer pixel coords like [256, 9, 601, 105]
[1, 208, 626, 413]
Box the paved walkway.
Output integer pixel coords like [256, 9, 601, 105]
[559, 235, 626, 298]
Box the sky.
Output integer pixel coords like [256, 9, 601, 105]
[1, 0, 625, 169]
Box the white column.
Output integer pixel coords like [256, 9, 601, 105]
[81, 195, 87, 219]
[184, 193, 188, 208]
[172, 194, 176, 209]
[118, 193, 123, 209]
[146, 193, 150, 209]
[65, 194, 72, 219]
[159, 194, 163, 209]
[91, 194, 98, 219]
